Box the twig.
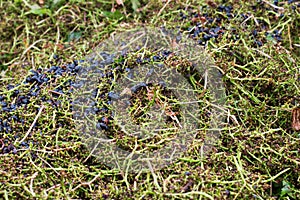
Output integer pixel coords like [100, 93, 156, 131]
[71, 174, 101, 192]
[261, 0, 284, 10]
[48, 90, 65, 96]
[157, 0, 171, 17]
[18, 105, 45, 144]
[288, 25, 293, 50]
[262, 168, 290, 183]
[0, 139, 4, 150]
[21, 39, 45, 58]
[252, 48, 272, 59]
[30, 172, 38, 197]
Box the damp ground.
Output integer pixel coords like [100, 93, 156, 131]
[0, 0, 300, 199]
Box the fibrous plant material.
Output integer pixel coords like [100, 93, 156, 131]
[292, 107, 300, 131]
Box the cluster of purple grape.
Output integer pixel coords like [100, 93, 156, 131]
[179, 1, 299, 48]
[77, 50, 180, 134]
[0, 56, 84, 154]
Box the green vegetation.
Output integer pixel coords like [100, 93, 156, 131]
[0, 0, 299, 199]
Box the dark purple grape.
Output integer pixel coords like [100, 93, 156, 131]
[108, 92, 120, 100]
[100, 108, 109, 113]
[185, 171, 191, 176]
[161, 50, 172, 58]
[96, 122, 108, 130]
[217, 5, 225, 11]
[255, 40, 263, 47]
[203, 34, 211, 41]
[21, 97, 30, 104]
[1, 101, 7, 107]
[241, 13, 248, 19]
[30, 91, 38, 97]
[198, 40, 204, 45]
[5, 126, 12, 133]
[3, 146, 9, 154]
[11, 115, 18, 121]
[43, 77, 50, 83]
[93, 107, 100, 113]
[152, 55, 160, 61]
[131, 82, 147, 93]
[10, 104, 17, 111]
[146, 68, 154, 76]
[207, 18, 214, 23]
[75, 65, 81, 72]
[8, 143, 15, 153]
[225, 6, 233, 13]
[2, 107, 10, 112]
[53, 54, 59, 60]
[21, 141, 29, 148]
[48, 66, 58, 73]
[7, 84, 14, 90]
